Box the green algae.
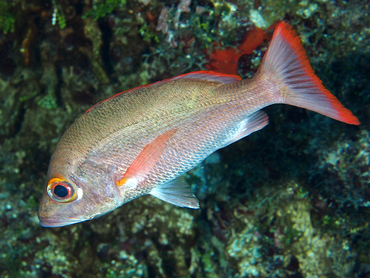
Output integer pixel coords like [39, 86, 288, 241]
[83, 0, 127, 20]
[37, 94, 58, 109]
[0, 2, 15, 33]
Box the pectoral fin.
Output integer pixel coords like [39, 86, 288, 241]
[150, 176, 200, 209]
[117, 129, 177, 187]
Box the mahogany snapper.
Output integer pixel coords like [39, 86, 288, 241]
[38, 22, 360, 227]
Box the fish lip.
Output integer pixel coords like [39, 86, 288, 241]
[38, 214, 83, 228]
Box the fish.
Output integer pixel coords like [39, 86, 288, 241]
[38, 22, 360, 227]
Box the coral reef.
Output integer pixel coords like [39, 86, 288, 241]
[0, 0, 369, 277]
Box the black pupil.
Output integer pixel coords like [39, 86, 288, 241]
[54, 184, 69, 198]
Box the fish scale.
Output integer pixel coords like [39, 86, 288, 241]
[39, 22, 359, 227]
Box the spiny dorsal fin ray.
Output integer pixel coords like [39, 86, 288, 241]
[85, 71, 241, 114]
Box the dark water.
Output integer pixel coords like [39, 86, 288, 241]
[0, 0, 369, 277]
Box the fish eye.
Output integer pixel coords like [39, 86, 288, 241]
[54, 184, 69, 198]
[47, 178, 77, 202]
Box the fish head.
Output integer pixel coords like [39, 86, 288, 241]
[38, 155, 122, 227]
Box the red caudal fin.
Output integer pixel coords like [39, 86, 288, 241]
[259, 22, 360, 125]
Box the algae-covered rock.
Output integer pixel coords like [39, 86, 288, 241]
[0, 0, 369, 277]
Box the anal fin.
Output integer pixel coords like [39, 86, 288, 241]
[150, 176, 200, 209]
[224, 111, 269, 147]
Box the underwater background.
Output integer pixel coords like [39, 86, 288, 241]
[0, 0, 369, 277]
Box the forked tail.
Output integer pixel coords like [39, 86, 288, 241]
[258, 21, 360, 125]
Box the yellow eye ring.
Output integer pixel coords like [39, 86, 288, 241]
[47, 177, 77, 203]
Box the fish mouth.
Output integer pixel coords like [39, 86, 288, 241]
[38, 212, 84, 228]
[39, 217, 83, 227]
[38, 188, 89, 227]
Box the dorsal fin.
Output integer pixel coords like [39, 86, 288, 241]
[172, 70, 241, 83]
[85, 71, 241, 114]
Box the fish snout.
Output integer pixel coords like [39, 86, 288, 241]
[38, 193, 85, 227]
